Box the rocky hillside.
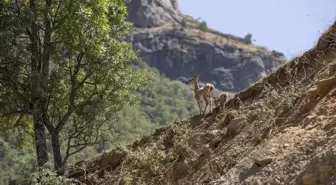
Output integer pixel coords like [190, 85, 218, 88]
[125, 0, 287, 92]
[68, 21, 336, 185]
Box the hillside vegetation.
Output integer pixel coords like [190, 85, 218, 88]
[69, 22, 336, 185]
[0, 68, 198, 185]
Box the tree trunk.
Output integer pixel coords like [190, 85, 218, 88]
[51, 132, 64, 174]
[30, 0, 49, 167]
[32, 99, 49, 166]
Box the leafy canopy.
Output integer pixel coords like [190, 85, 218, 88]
[0, 0, 152, 168]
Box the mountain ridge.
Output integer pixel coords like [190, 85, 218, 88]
[125, 0, 287, 92]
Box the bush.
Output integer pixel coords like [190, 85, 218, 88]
[29, 165, 80, 185]
[8, 163, 81, 185]
[199, 21, 208, 32]
[244, 33, 253, 44]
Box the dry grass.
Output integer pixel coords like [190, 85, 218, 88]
[189, 28, 265, 52]
[135, 21, 269, 53]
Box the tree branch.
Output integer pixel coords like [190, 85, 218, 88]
[55, 52, 99, 134]
[62, 121, 101, 164]
[52, 0, 62, 28]
[54, 53, 84, 133]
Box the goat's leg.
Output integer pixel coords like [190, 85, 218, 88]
[209, 97, 212, 113]
[196, 98, 202, 115]
[203, 95, 209, 115]
[207, 96, 212, 113]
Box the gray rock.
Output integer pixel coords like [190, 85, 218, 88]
[126, 0, 182, 28]
[130, 29, 286, 92]
[126, 0, 287, 92]
[253, 156, 273, 166]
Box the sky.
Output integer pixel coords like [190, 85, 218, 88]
[179, 0, 336, 58]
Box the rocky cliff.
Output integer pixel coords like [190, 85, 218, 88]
[125, 0, 287, 92]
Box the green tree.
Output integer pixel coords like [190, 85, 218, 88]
[199, 21, 208, 32]
[0, 0, 150, 173]
[244, 33, 253, 44]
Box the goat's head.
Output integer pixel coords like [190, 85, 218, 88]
[214, 92, 227, 107]
[185, 74, 199, 86]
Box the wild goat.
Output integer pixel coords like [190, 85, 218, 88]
[186, 74, 215, 115]
[214, 92, 227, 110]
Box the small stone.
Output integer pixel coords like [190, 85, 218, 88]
[210, 129, 221, 136]
[205, 129, 222, 141]
[283, 143, 290, 147]
[302, 173, 318, 185]
[252, 156, 273, 166]
[306, 115, 316, 119]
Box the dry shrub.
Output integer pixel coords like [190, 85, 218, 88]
[119, 123, 195, 184]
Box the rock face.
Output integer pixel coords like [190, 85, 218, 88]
[126, 0, 287, 92]
[126, 0, 181, 28]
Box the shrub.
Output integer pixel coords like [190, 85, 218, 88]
[244, 33, 253, 44]
[8, 163, 81, 185]
[199, 21, 208, 32]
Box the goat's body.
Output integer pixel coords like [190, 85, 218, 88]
[201, 83, 215, 114]
[214, 92, 227, 109]
[186, 75, 215, 114]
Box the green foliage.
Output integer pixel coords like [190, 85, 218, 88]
[139, 70, 198, 125]
[199, 21, 208, 32]
[45, 1, 152, 163]
[8, 162, 80, 185]
[0, 0, 198, 180]
[0, 68, 198, 184]
[109, 69, 198, 147]
[244, 33, 253, 44]
[28, 164, 79, 185]
[0, 0, 152, 169]
[0, 133, 36, 184]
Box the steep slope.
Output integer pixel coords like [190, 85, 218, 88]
[125, 0, 287, 92]
[69, 21, 336, 185]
